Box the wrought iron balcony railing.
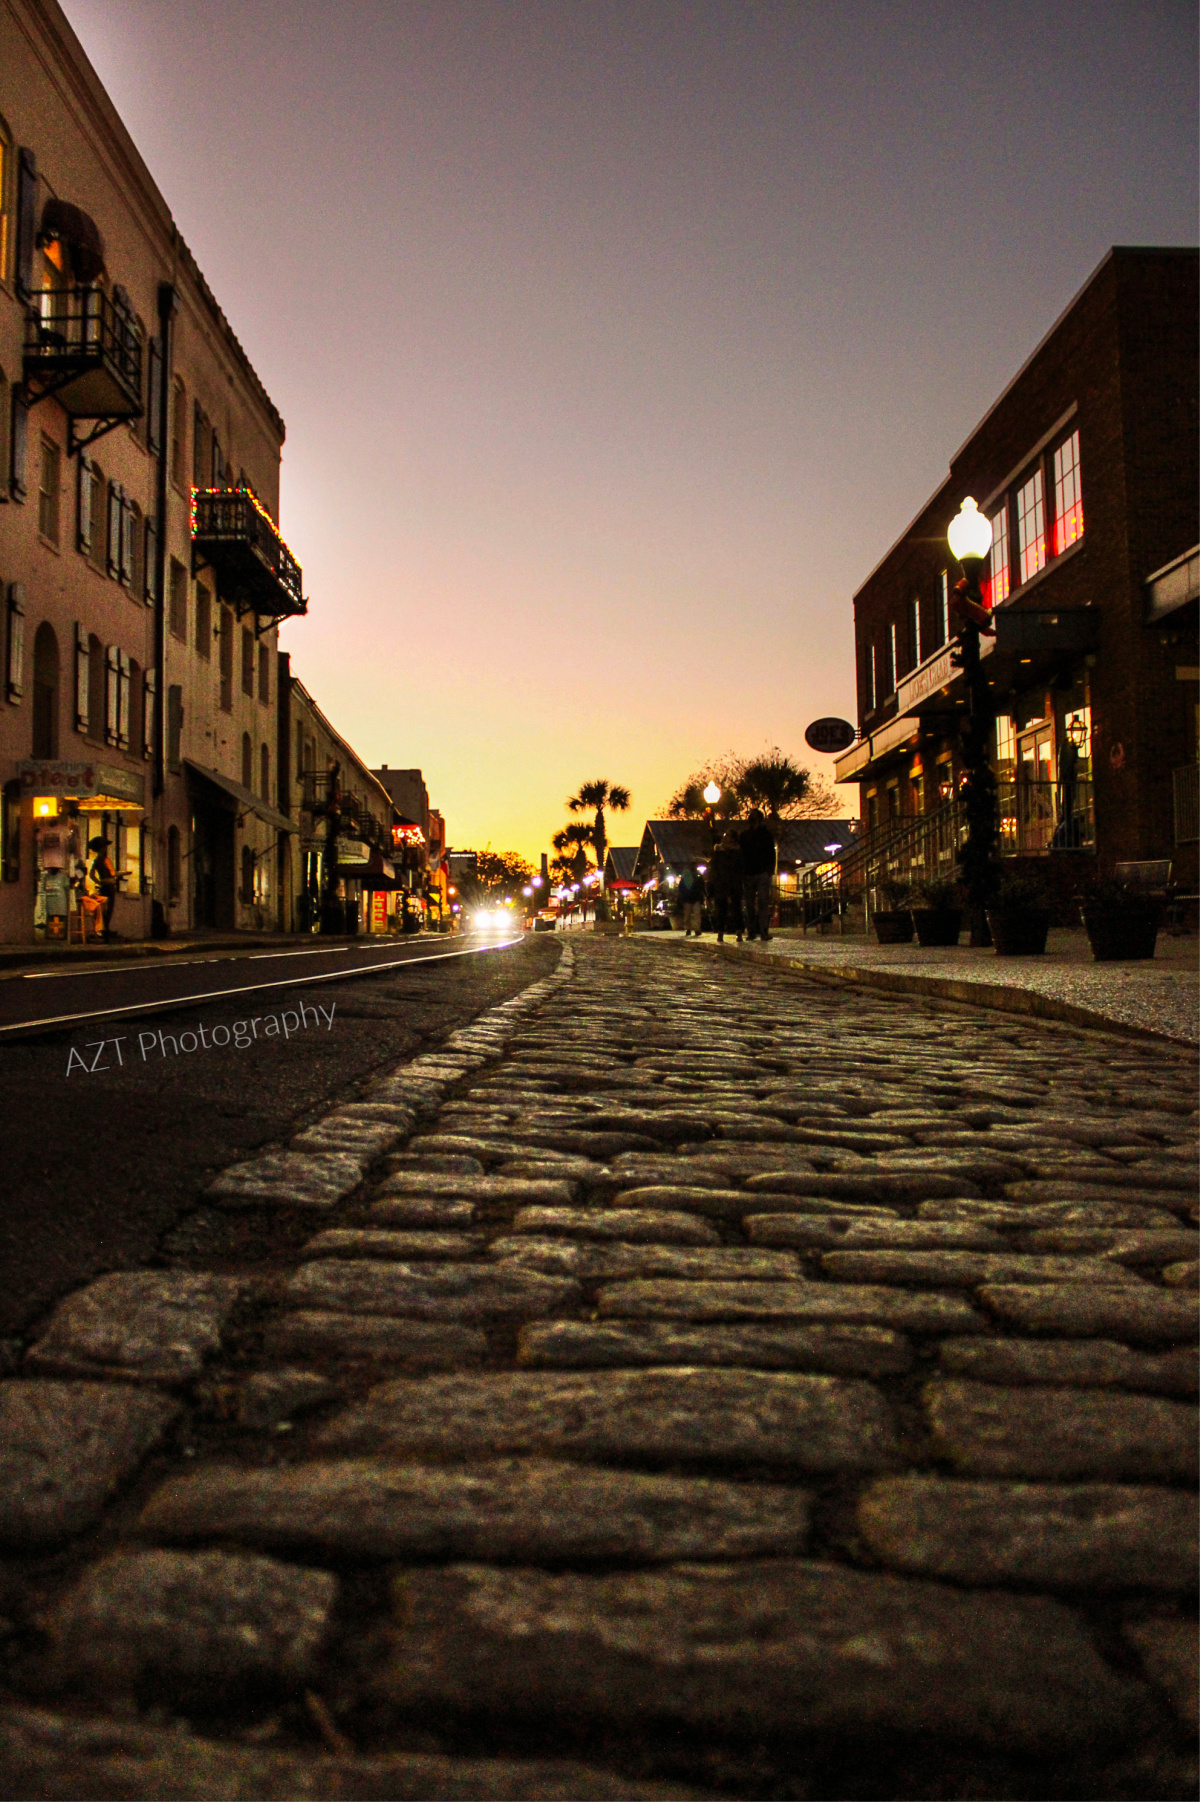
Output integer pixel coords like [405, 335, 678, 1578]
[191, 487, 306, 622]
[23, 286, 143, 450]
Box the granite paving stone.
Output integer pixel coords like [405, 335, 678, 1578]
[366, 1196, 479, 1228]
[938, 1336, 1198, 1395]
[490, 1237, 804, 1281]
[25, 1271, 248, 1384]
[46, 1549, 336, 1698]
[260, 1311, 487, 1369]
[207, 1150, 366, 1209]
[138, 1458, 812, 1563]
[978, 1282, 1199, 1341]
[235, 1368, 339, 1428]
[375, 1559, 1144, 1751]
[375, 1172, 577, 1204]
[924, 1378, 1199, 1481]
[920, 1197, 1181, 1230]
[0, 1706, 697, 1802]
[516, 1319, 914, 1376]
[1163, 1260, 1200, 1288]
[744, 1170, 982, 1201]
[821, 1249, 1147, 1287]
[300, 1228, 485, 1261]
[597, 1278, 987, 1332]
[1123, 1617, 1200, 1734]
[283, 1259, 581, 1321]
[744, 1216, 1007, 1251]
[314, 1367, 898, 1469]
[511, 1205, 721, 1245]
[0, 1381, 179, 1547]
[609, 1185, 774, 1219]
[856, 1475, 1197, 1589]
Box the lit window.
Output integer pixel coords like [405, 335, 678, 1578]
[868, 643, 877, 711]
[986, 503, 1010, 608]
[1016, 468, 1046, 585]
[1053, 429, 1083, 554]
[911, 597, 922, 667]
[995, 713, 1016, 777]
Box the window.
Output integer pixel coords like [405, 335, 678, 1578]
[125, 501, 142, 594]
[260, 742, 270, 803]
[0, 366, 8, 493]
[938, 570, 950, 645]
[75, 624, 88, 731]
[6, 583, 25, 701]
[0, 123, 9, 284]
[995, 713, 1016, 779]
[889, 622, 899, 691]
[146, 337, 162, 455]
[169, 559, 188, 641]
[241, 731, 253, 789]
[258, 641, 270, 704]
[212, 432, 224, 487]
[910, 597, 922, 668]
[219, 608, 233, 711]
[987, 502, 1010, 608]
[241, 626, 255, 697]
[142, 667, 156, 759]
[31, 622, 58, 757]
[166, 685, 183, 771]
[1053, 428, 1083, 555]
[87, 634, 104, 738]
[38, 436, 60, 543]
[144, 516, 158, 605]
[77, 459, 104, 566]
[3, 781, 21, 882]
[194, 584, 211, 658]
[105, 646, 131, 749]
[170, 378, 186, 490]
[167, 824, 182, 899]
[128, 657, 142, 759]
[1016, 466, 1046, 585]
[868, 642, 877, 712]
[240, 843, 255, 905]
[106, 481, 121, 577]
[193, 401, 207, 488]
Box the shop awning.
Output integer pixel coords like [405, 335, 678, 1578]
[335, 848, 399, 885]
[183, 760, 294, 834]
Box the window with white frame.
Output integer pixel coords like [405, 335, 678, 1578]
[1052, 428, 1083, 554]
[939, 571, 950, 645]
[868, 642, 878, 711]
[889, 622, 898, 691]
[1016, 467, 1046, 585]
[986, 501, 1010, 608]
[910, 596, 922, 667]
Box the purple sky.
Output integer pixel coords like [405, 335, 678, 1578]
[63, 0, 1198, 860]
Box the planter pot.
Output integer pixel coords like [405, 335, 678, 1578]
[1081, 904, 1161, 962]
[986, 908, 1050, 956]
[872, 909, 914, 945]
[910, 907, 962, 948]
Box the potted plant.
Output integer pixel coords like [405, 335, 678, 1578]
[909, 880, 963, 947]
[1079, 876, 1162, 961]
[986, 870, 1052, 956]
[871, 879, 914, 944]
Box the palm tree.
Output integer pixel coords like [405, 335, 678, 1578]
[552, 822, 595, 883]
[567, 779, 630, 916]
[737, 750, 811, 826]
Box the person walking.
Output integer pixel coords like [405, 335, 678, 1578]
[707, 831, 744, 943]
[677, 863, 706, 936]
[739, 808, 776, 942]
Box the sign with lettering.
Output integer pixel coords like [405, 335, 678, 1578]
[804, 717, 857, 754]
[895, 645, 956, 718]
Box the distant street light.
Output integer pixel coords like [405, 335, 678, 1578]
[702, 780, 721, 855]
[947, 495, 998, 945]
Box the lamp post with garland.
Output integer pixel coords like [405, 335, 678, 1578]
[946, 497, 998, 946]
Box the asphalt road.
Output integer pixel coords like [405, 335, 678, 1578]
[0, 931, 557, 1340]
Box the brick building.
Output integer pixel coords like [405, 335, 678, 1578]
[834, 247, 1198, 900]
[0, 0, 303, 942]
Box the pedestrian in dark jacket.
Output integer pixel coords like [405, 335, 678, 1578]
[707, 832, 744, 943]
[677, 864, 706, 936]
[739, 809, 776, 941]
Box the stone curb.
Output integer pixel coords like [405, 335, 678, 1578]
[663, 939, 1197, 1050]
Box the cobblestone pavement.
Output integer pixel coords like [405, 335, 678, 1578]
[1, 936, 1197, 1800]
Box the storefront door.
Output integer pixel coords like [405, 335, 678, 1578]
[1017, 724, 1056, 851]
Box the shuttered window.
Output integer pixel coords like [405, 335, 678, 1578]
[6, 583, 25, 701]
[142, 667, 156, 759]
[77, 454, 93, 553]
[75, 624, 89, 730]
[144, 516, 158, 604]
[105, 644, 120, 745]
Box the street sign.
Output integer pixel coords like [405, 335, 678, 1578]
[804, 717, 856, 754]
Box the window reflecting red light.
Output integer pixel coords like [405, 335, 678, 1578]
[1053, 429, 1084, 555]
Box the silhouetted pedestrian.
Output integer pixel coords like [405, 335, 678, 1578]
[740, 809, 776, 942]
[677, 863, 706, 935]
[707, 831, 744, 943]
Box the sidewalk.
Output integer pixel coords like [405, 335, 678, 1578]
[677, 927, 1199, 1045]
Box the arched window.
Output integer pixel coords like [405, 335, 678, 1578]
[260, 742, 270, 803]
[240, 843, 255, 905]
[241, 731, 252, 790]
[167, 824, 182, 899]
[32, 623, 59, 758]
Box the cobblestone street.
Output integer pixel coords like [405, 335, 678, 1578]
[1, 936, 1196, 1800]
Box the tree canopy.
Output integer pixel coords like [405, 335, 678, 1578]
[664, 748, 840, 821]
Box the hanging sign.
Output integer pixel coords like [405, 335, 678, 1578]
[804, 717, 857, 754]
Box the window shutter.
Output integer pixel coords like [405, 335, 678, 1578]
[75, 624, 89, 730]
[105, 644, 120, 744]
[119, 495, 135, 586]
[211, 432, 223, 487]
[106, 484, 120, 577]
[143, 667, 156, 759]
[10, 392, 28, 502]
[7, 584, 25, 702]
[15, 148, 37, 300]
[117, 651, 132, 750]
[77, 455, 92, 552]
[146, 338, 162, 453]
[144, 516, 158, 603]
[193, 402, 207, 488]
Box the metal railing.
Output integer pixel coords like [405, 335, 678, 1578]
[996, 778, 1094, 853]
[191, 489, 304, 615]
[24, 285, 142, 408]
[1174, 762, 1199, 845]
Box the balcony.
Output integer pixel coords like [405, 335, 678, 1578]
[23, 286, 143, 451]
[191, 488, 306, 622]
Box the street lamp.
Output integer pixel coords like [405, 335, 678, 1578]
[703, 780, 721, 855]
[947, 495, 998, 946]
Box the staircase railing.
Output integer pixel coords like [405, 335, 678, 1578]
[800, 799, 966, 912]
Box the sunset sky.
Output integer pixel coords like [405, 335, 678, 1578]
[62, 0, 1197, 863]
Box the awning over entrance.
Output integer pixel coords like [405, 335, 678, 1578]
[183, 760, 294, 835]
[334, 848, 400, 885]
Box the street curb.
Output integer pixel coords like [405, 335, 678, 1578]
[660, 939, 1196, 1051]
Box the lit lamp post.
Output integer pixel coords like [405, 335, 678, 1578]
[946, 496, 998, 945]
[703, 780, 721, 855]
